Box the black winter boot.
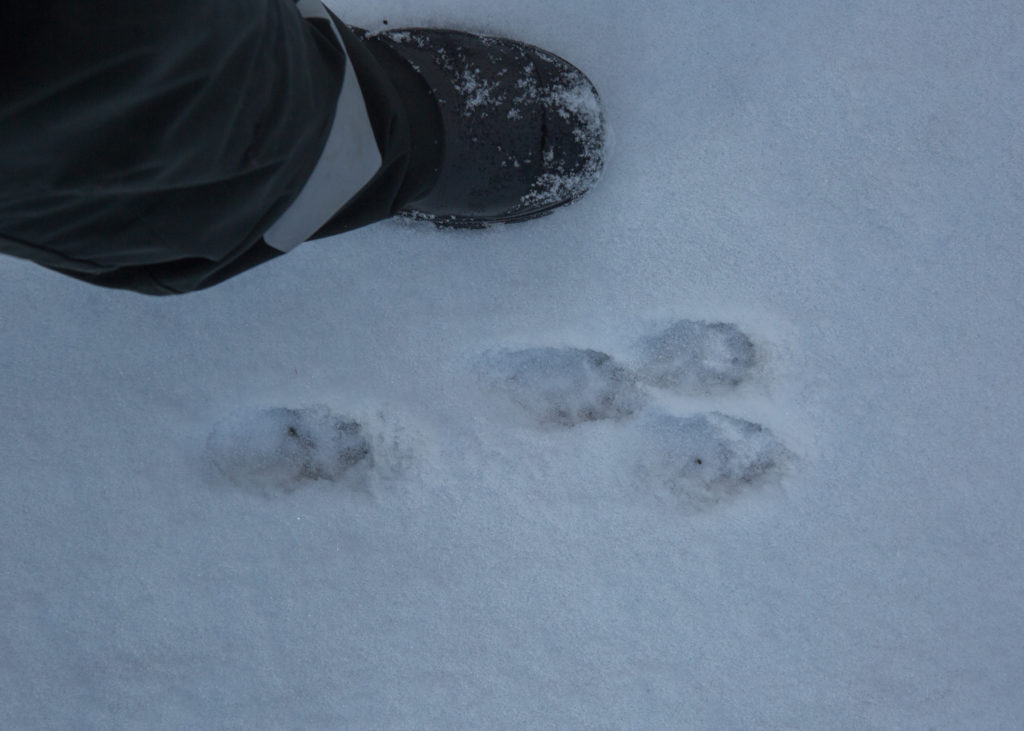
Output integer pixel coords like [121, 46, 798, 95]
[361, 28, 605, 227]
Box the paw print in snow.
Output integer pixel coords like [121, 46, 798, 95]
[632, 411, 789, 510]
[633, 320, 756, 393]
[207, 406, 371, 493]
[476, 346, 645, 428]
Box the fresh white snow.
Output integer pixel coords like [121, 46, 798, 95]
[2, 0, 1023, 728]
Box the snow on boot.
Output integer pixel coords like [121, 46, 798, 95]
[366, 28, 605, 227]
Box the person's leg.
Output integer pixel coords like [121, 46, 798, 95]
[1, 2, 604, 295]
[0, 0, 352, 294]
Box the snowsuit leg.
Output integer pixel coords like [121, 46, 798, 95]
[0, 1, 416, 294]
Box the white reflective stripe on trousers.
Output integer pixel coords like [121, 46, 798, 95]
[263, 0, 383, 252]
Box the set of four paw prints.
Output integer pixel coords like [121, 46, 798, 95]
[208, 320, 793, 510]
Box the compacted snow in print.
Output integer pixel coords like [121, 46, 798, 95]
[2, 0, 1023, 728]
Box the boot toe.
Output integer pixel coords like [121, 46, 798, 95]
[373, 29, 605, 226]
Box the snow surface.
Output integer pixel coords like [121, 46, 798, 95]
[3, 0, 1023, 727]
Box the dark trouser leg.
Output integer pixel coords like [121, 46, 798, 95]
[1, 0, 350, 294]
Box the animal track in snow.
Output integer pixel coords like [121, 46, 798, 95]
[479, 320, 790, 509]
[206, 406, 371, 493]
[631, 411, 790, 510]
[632, 320, 756, 393]
[477, 347, 646, 428]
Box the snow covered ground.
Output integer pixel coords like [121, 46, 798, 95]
[3, 0, 1023, 727]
